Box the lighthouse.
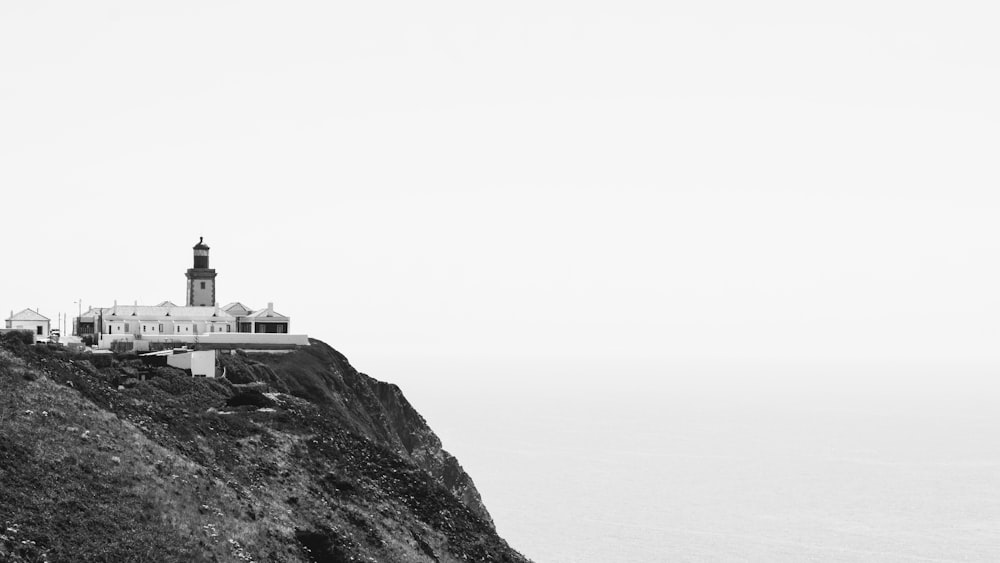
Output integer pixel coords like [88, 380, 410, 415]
[186, 237, 217, 307]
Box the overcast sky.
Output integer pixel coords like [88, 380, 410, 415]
[2, 1, 999, 368]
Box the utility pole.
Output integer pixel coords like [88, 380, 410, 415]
[73, 299, 82, 336]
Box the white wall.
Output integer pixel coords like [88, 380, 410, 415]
[146, 333, 309, 346]
[10, 321, 49, 334]
[9, 320, 50, 342]
[98, 332, 309, 349]
[166, 350, 217, 377]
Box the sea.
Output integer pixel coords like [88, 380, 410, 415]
[381, 359, 1000, 562]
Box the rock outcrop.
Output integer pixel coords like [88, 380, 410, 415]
[219, 340, 494, 526]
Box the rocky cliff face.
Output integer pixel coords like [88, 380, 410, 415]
[0, 333, 527, 563]
[219, 340, 493, 526]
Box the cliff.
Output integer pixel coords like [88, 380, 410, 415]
[217, 341, 493, 526]
[0, 333, 528, 563]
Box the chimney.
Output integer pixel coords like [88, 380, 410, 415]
[267, 302, 274, 311]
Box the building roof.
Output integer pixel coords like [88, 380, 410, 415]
[247, 303, 289, 320]
[100, 305, 236, 321]
[79, 302, 289, 322]
[193, 236, 210, 250]
[222, 302, 253, 316]
[79, 307, 102, 320]
[6, 308, 50, 322]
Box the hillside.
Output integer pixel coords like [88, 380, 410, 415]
[0, 333, 528, 563]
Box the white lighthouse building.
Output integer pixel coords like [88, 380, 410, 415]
[186, 237, 217, 307]
[74, 238, 305, 351]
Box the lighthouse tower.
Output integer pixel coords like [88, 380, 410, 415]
[186, 237, 217, 307]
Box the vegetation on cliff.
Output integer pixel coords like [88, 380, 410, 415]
[0, 333, 527, 563]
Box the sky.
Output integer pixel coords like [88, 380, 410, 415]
[4, 4, 1000, 561]
[2, 1, 999, 369]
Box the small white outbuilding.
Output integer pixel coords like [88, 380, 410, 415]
[5, 309, 51, 343]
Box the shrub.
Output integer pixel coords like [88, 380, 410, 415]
[109, 340, 134, 354]
[0, 329, 34, 347]
[90, 353, 113, 368]
[226, 389, 275, 408]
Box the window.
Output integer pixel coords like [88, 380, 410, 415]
[159, 323, 163, 332]
[226, 325, 231, 333]
[124, 323, 129, 332]
[200, 282, 206, 290]
[36, 326, 43, 335]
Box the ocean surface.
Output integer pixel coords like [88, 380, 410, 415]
[381, 359, 1000, 562]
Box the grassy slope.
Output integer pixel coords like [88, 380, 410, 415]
[0, 337, 528, 563]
